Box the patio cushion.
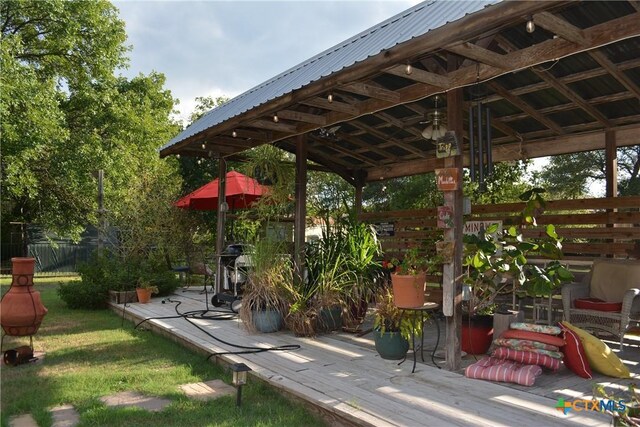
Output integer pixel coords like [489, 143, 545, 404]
[561, 321, 630, 378]
[465, 357, 542, 386]
[493, 338, 560, 352]
[509, 322, 561, 335]
[589, 259, 640, 302]
[558, 322, 592, 379]
[492, 347, 561, 370]
[500, 329, 565, 348]
[574, 298, 622, 312]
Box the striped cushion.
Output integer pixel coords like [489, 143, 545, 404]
[465, 357, 542, 386]
[558, 322, 592, 379]
[492, 347, 561, 371]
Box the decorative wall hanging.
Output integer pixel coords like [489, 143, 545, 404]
[468, 68, 493, 191]
[435, 131, 460, 158]
[435, 168, 460, 191]
[437, 206, 454, 229]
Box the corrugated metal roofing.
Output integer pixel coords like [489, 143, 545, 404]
[161, 0, 501, 151]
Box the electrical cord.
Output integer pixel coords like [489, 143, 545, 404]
[133, 298, 300, 359]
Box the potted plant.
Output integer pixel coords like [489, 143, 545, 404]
[135, 280, 159, 304]
[372, 287, 424, 360]
[461, 188, 573, 354]
[239, 239, 290, 333]
[388, 247, 429, 308]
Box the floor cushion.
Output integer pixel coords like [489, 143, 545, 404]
[500, 329, 565, 347]
[561, 321, 630, 378]
[509, 322, 562, 335]
[492, 347, 561, 370]
[574, 298, 622, 312]
[465, 357, 542, 386]
[558, 322, 592, 379]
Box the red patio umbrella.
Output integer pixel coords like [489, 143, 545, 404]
[174, 171, 268, 211]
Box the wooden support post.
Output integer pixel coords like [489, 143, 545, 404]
[605, 131, 618, 198]
[294, 135, 308, 285]
[444, 86, 464, 372]
[215, 156, 227, 295]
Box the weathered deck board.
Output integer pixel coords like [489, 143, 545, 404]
[111, 293, 619, 426]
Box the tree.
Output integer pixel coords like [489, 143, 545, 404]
[534, 147, 640, 198]
[1, 0, 180, 240]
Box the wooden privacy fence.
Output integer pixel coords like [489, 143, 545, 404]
[360, 195, 640, 267]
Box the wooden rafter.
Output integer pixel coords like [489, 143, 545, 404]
[339, 82, 401, 103]
[308, 135, 379, 167]
[487, 81, 564, 134]
[589, 49, 640, 101]
[299, 97, 359, 115]
[384, 65, 450, 88]
[445, 42, 509, 69]
[277, 109, 327, 125]
[246, 119, 298, 133]
[532, 11, 589, 47]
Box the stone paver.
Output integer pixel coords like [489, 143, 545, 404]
[100, 391, 171, 412]
[8, 414, 38, 427]
[179, 379, 235, 401]
[50, 404, 80, 427]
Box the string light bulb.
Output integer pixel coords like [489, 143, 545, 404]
[232, 130, 237, 138]
[176, 154, 180, 159]
[197, 159, 202, 165]
[273, 114, 279, 123]
[405, 62, 412, 75]
[526, 18, 535, 33]
[327, 93, 333, 103]
[201, 142, 206, 149]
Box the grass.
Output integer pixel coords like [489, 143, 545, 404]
[1, 279, 326, 427]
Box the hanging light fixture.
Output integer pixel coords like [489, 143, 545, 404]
[526, 17, 535, 33]
[327, 93, 333, 103]
[232, 130, 237, 138]
[405, 62, 413, 75]
[421, 95, 447, 141]
[201, 142, 206, 149]
[273, 114, 279, 123]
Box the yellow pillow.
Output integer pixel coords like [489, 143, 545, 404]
[561, 321, 630, 378]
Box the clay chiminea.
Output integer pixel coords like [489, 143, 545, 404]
[0, 258, 48, 336]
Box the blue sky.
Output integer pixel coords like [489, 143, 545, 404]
[114, 0, 419, 123]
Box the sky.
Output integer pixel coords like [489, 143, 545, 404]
[114, 0, 420, 124]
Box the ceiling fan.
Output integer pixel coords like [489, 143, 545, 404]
[420, 96, 447, 141]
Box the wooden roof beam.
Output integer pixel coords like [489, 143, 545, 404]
[308, 135, 380, 167]
[246, 119, 298, 133]
[299, 97, 359, 115]
[277, 109, 327, 125]
[445, 42, 509, 69]
[589, 49, 640, 101]
[339, 82, 401, 103]
[384, 65, 450, 88]
[533, 11, 590, 46]
[348, 120, 425, 158]
[487, 81, 564, 134]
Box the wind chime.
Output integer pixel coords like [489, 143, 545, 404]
[468, 68, 493, 191]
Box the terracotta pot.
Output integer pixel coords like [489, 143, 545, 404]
[136, 288, 153, 304]
[391, 273, 425, 308]
[0, 258, 48, 336]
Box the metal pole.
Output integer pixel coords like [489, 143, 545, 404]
[477, 102, 484, 186]
[215, 157, 227, 296]
[485, 108, 492, 177]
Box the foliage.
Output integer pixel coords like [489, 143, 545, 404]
[135, 280, 159, 294]
[462, 188, 574, 315]
[2, 283, 325, 427]
[364, 174, 442, 211]
[593, 383, 640, 427]
[534, 147, 640, 198]
[307, 171, 354, 218]
[388, 247, 429, 276]
[239, 238, 291, 332]
[1, 0, 181, 240]
[465, 160, 532, 203]
[373, 287, 425, 341]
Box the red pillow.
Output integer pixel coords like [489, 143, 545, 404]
[500, 329, 565, 347]
[558, 322, 592, 379]
[574, 298, 622, 312]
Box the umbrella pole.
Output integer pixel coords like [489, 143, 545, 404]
[215, 156, 227, 297]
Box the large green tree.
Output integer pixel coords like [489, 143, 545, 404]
[1, 0, 180, 239]
[534, 147, 640, 198]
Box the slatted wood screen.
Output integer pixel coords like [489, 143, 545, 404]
[361, 195, 640, 268]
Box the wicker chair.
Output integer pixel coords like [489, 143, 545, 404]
[562, 259, 640, 350]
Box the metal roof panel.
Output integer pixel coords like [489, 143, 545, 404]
[162, 0, 500, 151]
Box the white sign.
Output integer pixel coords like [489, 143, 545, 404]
[463, 220, 503, 237]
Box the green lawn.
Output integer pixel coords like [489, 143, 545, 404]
[1, 280, 326, 427]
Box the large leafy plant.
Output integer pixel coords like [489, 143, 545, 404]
[462, 188, 573, 316]
[373, 287, 425, 341]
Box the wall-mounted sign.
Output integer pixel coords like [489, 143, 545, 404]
[373, 222, 395, 237]
[437, 206, 453, 229]
[435, 168, 460, 191]
[463, 220, 503, 237]
[436, 131, 460, 158]
[436, 240, 454, 263]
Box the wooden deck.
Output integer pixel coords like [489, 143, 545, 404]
[111, 289, 639, 426]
